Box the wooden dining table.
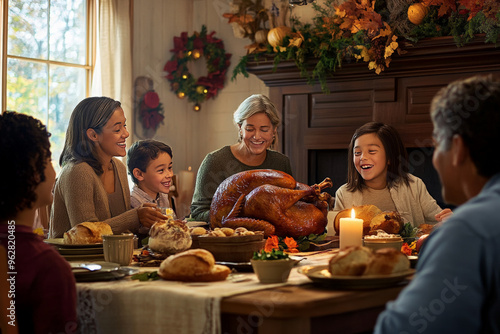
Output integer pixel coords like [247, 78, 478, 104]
[220, 281, 407, 334]
[72, 248, 411, 334]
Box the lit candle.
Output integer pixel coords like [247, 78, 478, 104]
[339, 208, 363, 249]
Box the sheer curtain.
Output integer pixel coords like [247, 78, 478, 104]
[93, 0, 133, 149]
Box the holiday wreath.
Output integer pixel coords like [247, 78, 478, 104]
[164, 25, 231, 111]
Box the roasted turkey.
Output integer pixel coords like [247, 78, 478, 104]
[209, 169, 333, 238]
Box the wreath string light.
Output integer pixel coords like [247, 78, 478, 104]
[164, 25, 231, 111]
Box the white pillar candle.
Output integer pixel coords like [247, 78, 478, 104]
[339, 208, 363, 249]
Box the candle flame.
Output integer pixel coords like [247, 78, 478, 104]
[351, 208, 356, 219]
[188, 166, 192, 171]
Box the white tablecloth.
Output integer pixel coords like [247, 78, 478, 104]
[76, 249, 338, 334]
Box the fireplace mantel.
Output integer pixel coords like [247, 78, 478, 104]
[245, 36, 500, 190]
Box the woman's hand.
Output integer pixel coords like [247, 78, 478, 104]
[435, 208, 453, 222]
[137, 203, 169, 228]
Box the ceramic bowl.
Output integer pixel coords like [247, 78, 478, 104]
[363, 236, 403, 252]
[250, 258, 299, 283]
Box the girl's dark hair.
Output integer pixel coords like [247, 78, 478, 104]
[0, 112, 51, 221]
[60, 96, 121, 175]
[347, 122, 410, 191]
[127, 140, 173, 185]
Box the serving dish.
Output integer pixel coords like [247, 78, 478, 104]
[298, 265, 415, 289]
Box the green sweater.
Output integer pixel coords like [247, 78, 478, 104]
[190, 146, 293, 222]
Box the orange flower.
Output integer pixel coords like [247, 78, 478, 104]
[264, 235, 280, 252]
[401, 243, 412, 256]
[283, 237, 298, 253]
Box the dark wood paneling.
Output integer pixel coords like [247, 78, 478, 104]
[255, 37, 500, 183]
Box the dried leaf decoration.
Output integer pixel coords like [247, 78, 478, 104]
[384, 35, 399, 59]
[421, 0, 457, 17]
[459, 0, 500, 21]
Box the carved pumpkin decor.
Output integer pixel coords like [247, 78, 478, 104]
[267, 26, 292, 49]
[408, 3, 429, 25]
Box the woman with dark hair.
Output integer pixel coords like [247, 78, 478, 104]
[332, 122, 451, 227]
[0, 111, 77, 333]
[49, 97, 166, 238]
[190, 94, 293, 222]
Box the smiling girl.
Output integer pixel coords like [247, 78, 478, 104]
[49, 97, 167, 238]
[332, 122, 451, 228]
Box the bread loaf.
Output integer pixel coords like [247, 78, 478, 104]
[328, 246, 410, 276]
[334, 205, 382, 235]
[158, 249, 231, 282]
[369, 211, 404, 235]
[363, 248, 410, 275]
[63, 222, 113, 244]
[329, 246, 373, 276]
[149, 220, 192, 254]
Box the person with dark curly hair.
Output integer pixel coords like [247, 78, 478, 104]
[0, 111, 77, 333]
[49, 97, 167, 238]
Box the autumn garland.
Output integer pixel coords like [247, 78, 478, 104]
[230, 0, 500, 93]
[164, 25, 231, 111]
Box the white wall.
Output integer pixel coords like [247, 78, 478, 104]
[132, 0, 268, 176]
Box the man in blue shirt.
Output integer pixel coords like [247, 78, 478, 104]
[375, 74, 500, 333]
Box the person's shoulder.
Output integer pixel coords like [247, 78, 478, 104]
[267, 149, 289, 159]
[207, 146, 231, 158]
[59, 161, 94, 180]
[112, 157, 126, 169]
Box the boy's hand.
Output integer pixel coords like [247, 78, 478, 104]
[137, 203, 169, 228]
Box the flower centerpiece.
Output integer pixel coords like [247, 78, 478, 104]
[251, 235, 300, 283]
[139, 90, 164, 130]
[164, 25, 231, 111]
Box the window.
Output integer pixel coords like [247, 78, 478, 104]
[2, 0, 95, 172]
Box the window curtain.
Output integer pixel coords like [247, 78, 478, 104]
[94, 0, 133, 148]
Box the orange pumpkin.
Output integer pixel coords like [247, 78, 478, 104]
[267, 26, 292, 48]
[408, 3, 429, 25]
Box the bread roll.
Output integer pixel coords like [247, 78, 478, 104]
[63, 222, 112, 244]
[158, 249, 231, 282]
[369, 211, 404, 235]
[329, 246, 373, 276]
[363, 248, 410, 275]
[334, 205, 382, 235]
[149, 220, 192, 254]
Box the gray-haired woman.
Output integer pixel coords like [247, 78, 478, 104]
[190, 94, 293, 222]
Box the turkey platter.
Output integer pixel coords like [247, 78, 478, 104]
[209, 169, 332, 238]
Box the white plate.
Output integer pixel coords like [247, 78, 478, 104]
[62, 254, 105, 261]
[186, 221, 209, 228]
[45, 238, 103, 249]
[298, 265, 415, 289]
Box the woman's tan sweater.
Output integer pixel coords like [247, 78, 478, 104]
[49, 158, 140, 238]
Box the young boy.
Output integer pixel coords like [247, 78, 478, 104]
[127, 140, 176, 224]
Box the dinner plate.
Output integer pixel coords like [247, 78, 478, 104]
[71, 261, 138, 282]
[45, 238, 103, 249]
[62, 254, 105, 261]
[298, 265, 415, 289]
[57, 247, 104, 255]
